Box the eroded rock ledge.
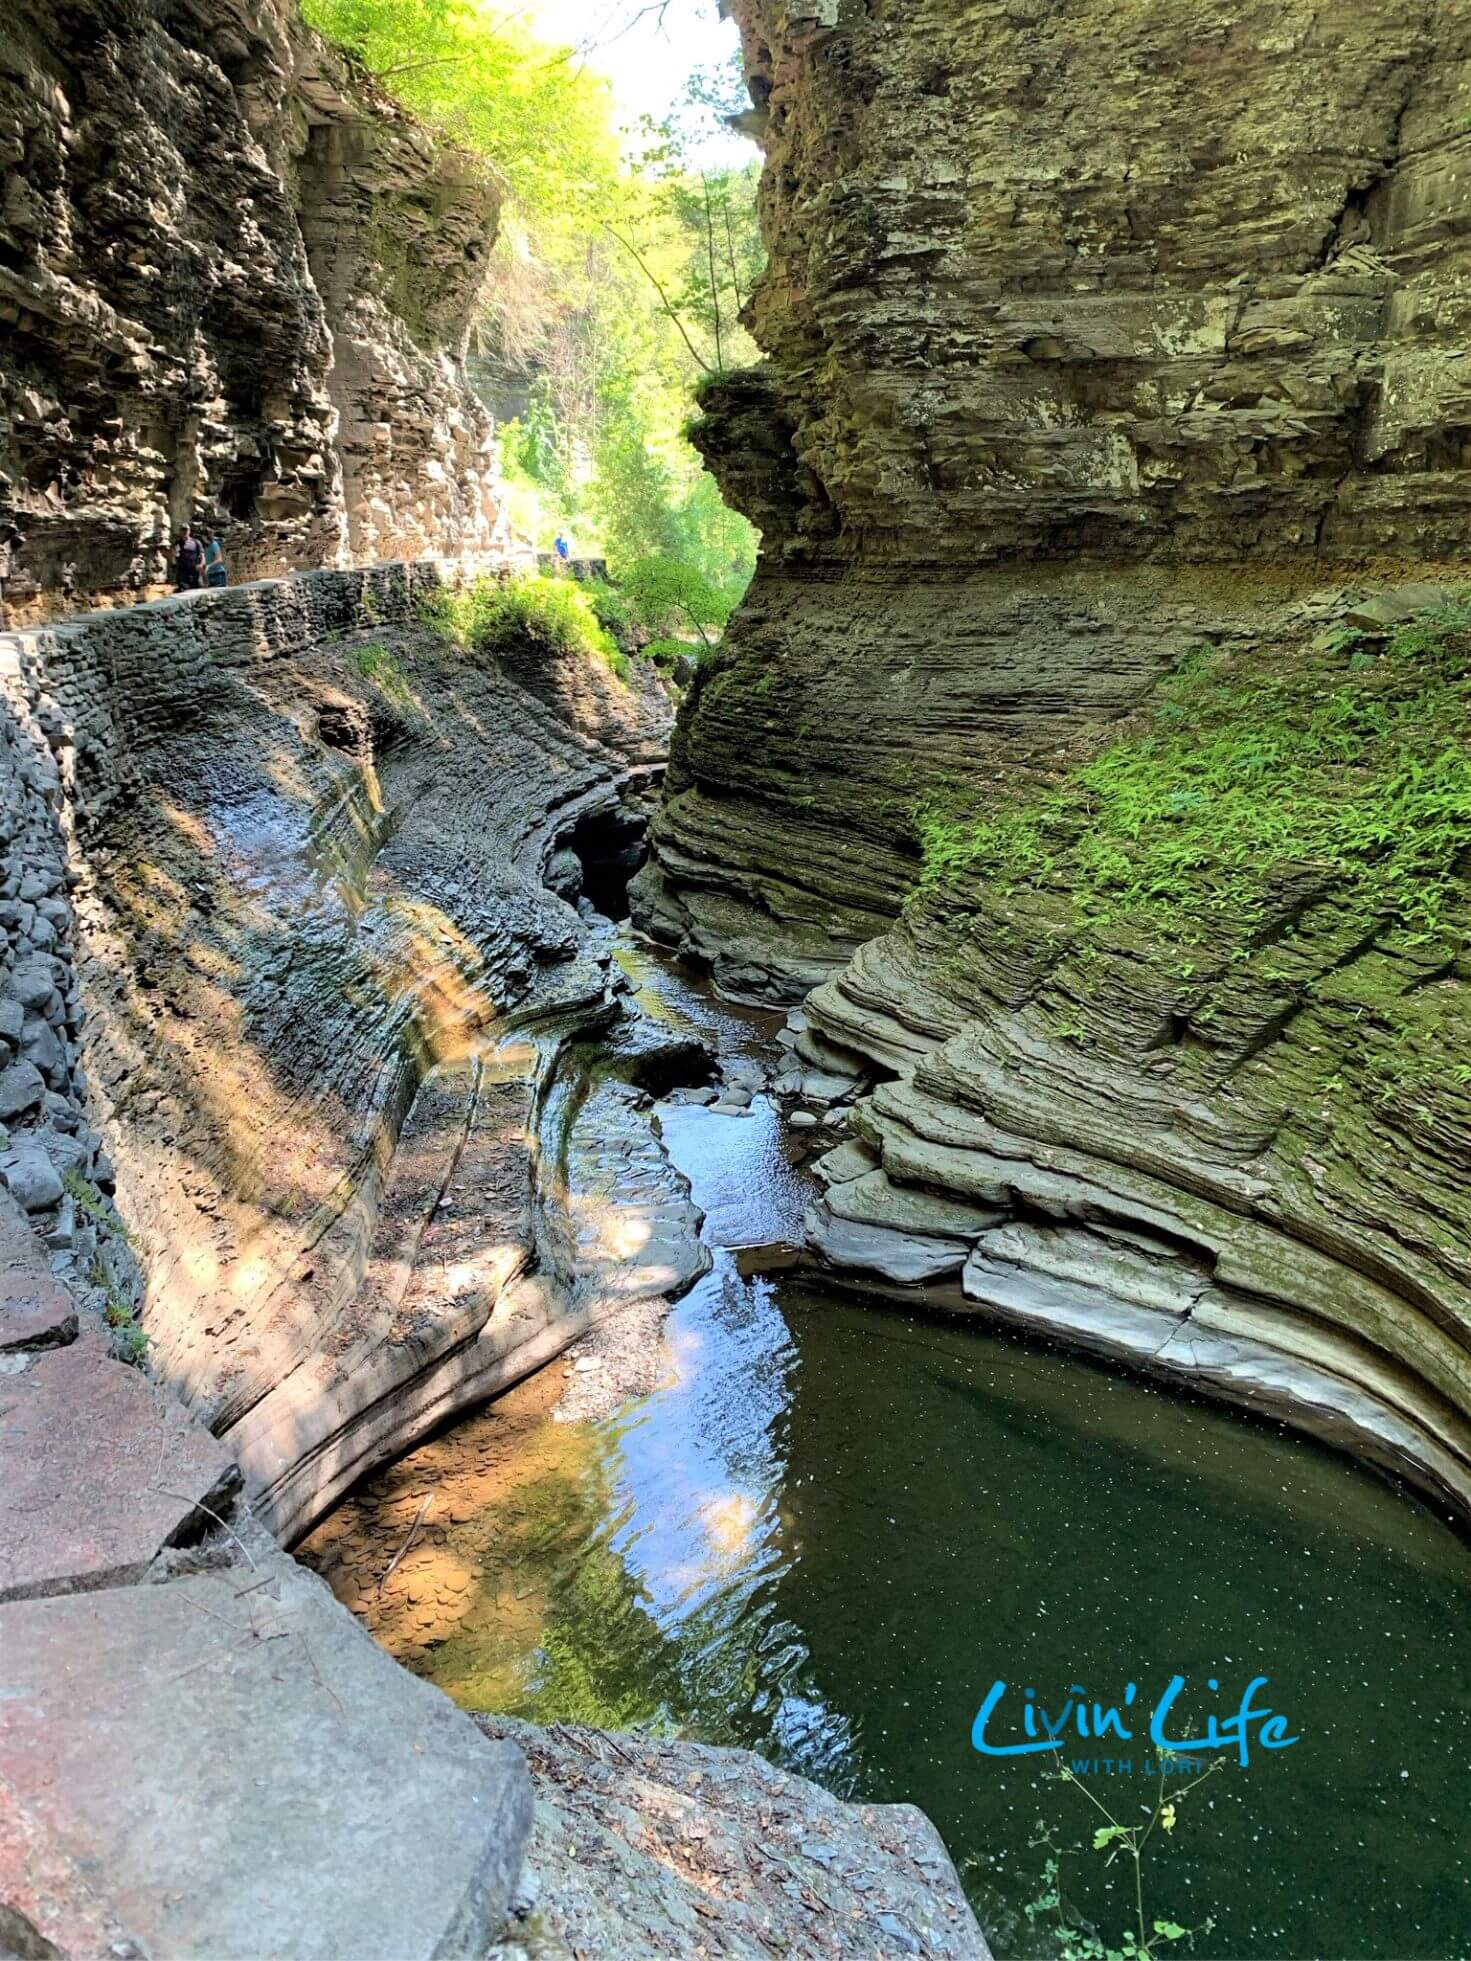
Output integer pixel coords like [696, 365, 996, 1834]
[1, 563, 711, 1540]
[2, 0, 512, 621]
[0, 568, 990, 1958]
[635, 0, 1471, 1516]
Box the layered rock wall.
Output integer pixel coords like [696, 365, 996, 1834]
[1, 0, 511, 623]
[0, 566, 705, 1539]
[636, 0, 1471, 1514]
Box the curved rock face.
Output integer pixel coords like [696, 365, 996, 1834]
[3, 568, 707, 1541]
[636, 0, 1471, 1514]
[1, 0, 510, 622]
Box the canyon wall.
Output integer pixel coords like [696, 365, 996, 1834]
[636, 0, 1471, 1513]
[1, 0, 511, 623]
[1, 567, 708, 1541]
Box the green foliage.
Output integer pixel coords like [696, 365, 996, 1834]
[642, 636, 695, 671]
[89, 1251, 149, 1368]
[585, 579, 638, 646]
[450, 574, 627, 680]
[308, 0, 762, 627]
[919, 612, 1471, 953]
[349, 641, 415, 711]
[1025, 1756, 1222, 1961]
[299, 0, 618, 224]
[63, 1168, 134, 1247]
[619, 554, 735, 648]
[416, 580, 497, 650]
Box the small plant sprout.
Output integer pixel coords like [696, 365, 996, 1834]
[1025, 1749, 1226, 1961]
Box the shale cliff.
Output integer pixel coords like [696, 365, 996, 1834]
[635, 0, 1471, 1515]
[1, 0, 509, 622]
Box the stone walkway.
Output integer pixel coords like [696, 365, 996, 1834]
[0, 1193, 532, 1959]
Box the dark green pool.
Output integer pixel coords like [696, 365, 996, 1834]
[363, 947, 1471, 1958]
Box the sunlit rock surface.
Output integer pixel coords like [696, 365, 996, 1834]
[636, 0, 1471, 1513]
[1, 0, 511, 620]
[1, 566, 703, 1540]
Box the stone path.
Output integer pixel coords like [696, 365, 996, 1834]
[0, 1192, 532, 1958]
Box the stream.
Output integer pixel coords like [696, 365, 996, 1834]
[302, 936, 1471, 1960]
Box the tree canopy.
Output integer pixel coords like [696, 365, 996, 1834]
[303, 0, 762, 615]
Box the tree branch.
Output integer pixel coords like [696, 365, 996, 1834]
[374, 53, 475, 79]
[602, 223, 713, 373]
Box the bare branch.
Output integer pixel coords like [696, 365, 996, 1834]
[375, 53, 475, 79]
[602, 223, 714, 373]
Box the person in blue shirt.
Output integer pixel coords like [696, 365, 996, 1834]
[204, 532, 229, 588]
[175, 527, 203, 591]
[554, 533, 571, 564]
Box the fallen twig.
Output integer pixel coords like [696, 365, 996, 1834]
[154, 1488, 259, 1571]
[377, 1493, 433, 1594]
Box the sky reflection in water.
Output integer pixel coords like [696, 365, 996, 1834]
[422, 946, 1471, 1959]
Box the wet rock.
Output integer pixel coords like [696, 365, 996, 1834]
[812, 1139, 881, 1187]
[800, 1069, 861, 1102]
[825, 1168, 1004, 1241]
[633, 0, 1471, 1522]
[805, 1201, 968, 1285]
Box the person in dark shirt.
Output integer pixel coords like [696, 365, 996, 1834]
[176, 527, 204, 591]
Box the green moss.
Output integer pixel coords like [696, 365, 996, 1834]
[918, 609, 1471, 955]
[349, 641, 416, 711]
[63, 1168, 134, 1247]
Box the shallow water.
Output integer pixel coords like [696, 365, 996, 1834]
[308, 942, 1471, 1960]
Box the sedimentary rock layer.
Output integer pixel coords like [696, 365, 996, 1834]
[636, 0, 1471, 1512]
[1, 567, 705, 1539]
[481, 1713, 990, 1960]
[1, 0, 510, 621]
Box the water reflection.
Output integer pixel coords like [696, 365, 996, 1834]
[303, 942, 1471, 1960]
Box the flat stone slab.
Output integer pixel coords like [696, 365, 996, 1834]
[0, 1332, 240, 1601]
[0, 1190, 76, 1350]
[481, 1714, 990, 1959]
[805, 1200, 968, 1285]
[0, 1776, 140, 1961]
[0, 1564, 532, 1960]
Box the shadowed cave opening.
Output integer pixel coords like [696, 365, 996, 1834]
[561, 803, 650, 922]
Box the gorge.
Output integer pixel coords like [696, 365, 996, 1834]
[1, 1, 1470, 1957]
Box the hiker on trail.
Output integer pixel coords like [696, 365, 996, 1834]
[204, 531, 229, 589]
[554, 532, 571, 565]
[175, 526, 203, 592]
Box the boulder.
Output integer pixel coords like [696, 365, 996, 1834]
[0, 1060, 45, 1123]
[1, 1143, 62, 1213]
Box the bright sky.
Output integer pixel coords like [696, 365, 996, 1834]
[528, 0, 752, 163]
